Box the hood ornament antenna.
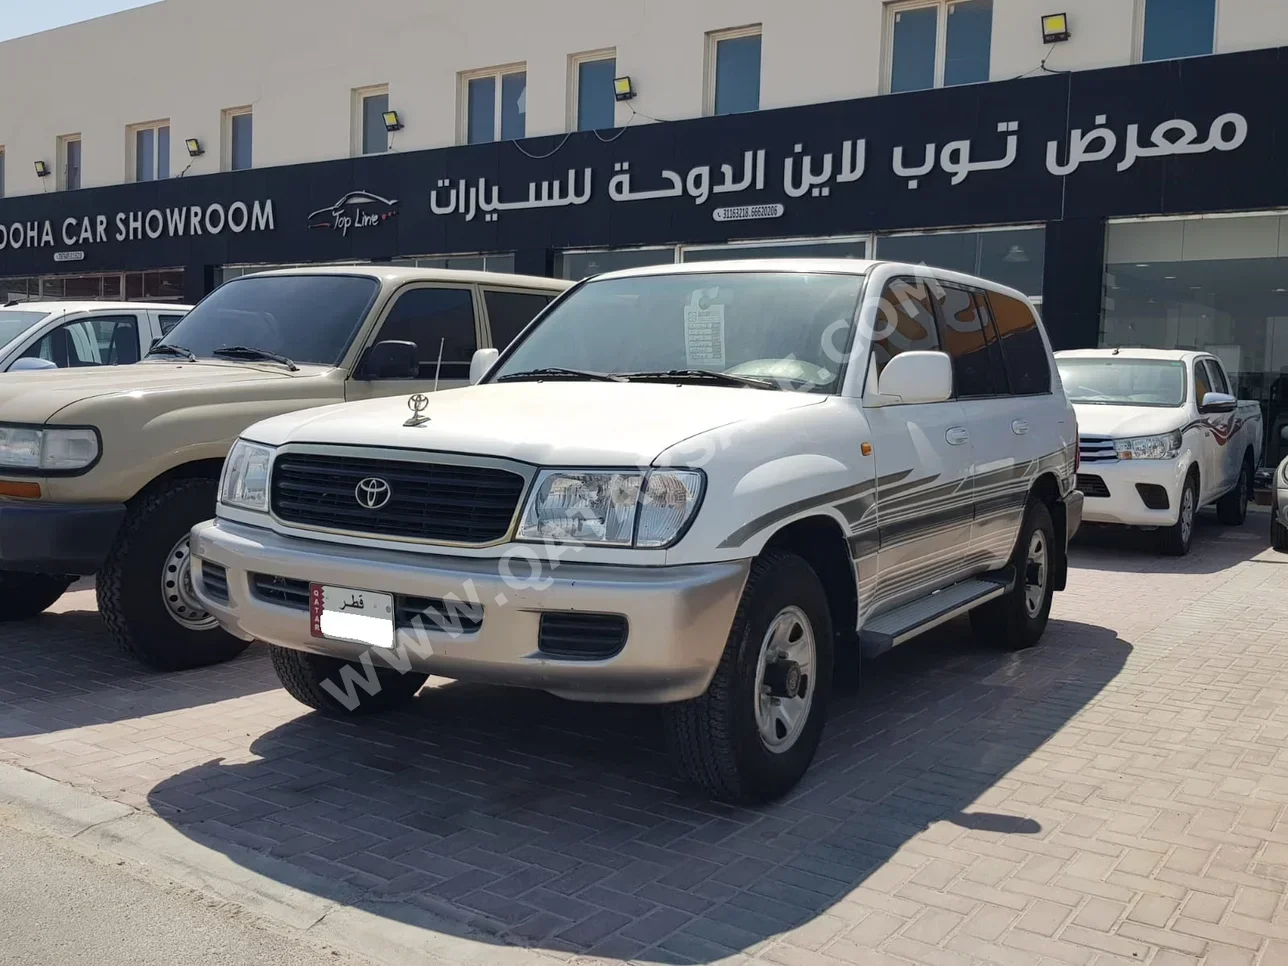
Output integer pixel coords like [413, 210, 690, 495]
[404, 338, 444, 428]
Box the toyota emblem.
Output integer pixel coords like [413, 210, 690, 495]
[355, 478, 392, 510]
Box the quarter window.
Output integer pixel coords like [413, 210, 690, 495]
[373, 288, 478, 379]
[1141, 0, 1215, 62]
[936, 285, 1006, 397]
[871, 277, 941, 376]
[483, 290, 554, 351]
[987, 291, 1050, 395]
[888, 0, 993, 94]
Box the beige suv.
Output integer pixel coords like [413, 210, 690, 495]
[0, 267, 569, 670]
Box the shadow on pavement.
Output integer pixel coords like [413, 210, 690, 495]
[147, 618, 1129, 963]
[1071, 510, 1270, 574]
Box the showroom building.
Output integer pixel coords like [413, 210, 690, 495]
[2, 0, 1288, 466]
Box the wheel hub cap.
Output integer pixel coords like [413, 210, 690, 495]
[753, 606, 816, 754]
[162, 537, 218, 632]
[1023, 530, 1048, 618]
[1181, 488, 1195, 543]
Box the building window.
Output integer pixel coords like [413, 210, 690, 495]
[57, 135, 81, 191]
[223, 107, 252, 171]
[706, 26, 762, 116]
[875, 226, 1045, 297]
[462, 65, 527, 144]
[887, 0, 993, 94]
[0, 148, 6, 199]
[683, 236, 870, 263]
[392, 253, 517, 274]
[129, 121, 170, 182]
[351, 86, 390, 156]
[1140, 0, 1216, 62]
[571, 50, 617, 132]
[555, 247, 677, 280]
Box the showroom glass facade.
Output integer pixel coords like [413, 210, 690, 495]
[0, 269, 185, 302]
[1103, 213, 1288, 467]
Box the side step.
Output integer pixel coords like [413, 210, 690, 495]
[859, 569, 1014, 658]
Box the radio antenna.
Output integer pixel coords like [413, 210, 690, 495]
[432, 337, 445, 393]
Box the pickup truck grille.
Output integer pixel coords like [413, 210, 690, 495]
[1078, 435, 1117, 463]
[271, 453, 525, 544]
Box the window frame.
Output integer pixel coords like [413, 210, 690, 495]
[568, 48, 618, 133]
[360, 282, 485, 381]
[57, 134, 82, 191]
[222, 106, 253, 172]
[704, 24, 763, 117]
[127, 120, 171, 183]
[1135, 0, 1219, 64]
[458, 63, 528, 145]
[882, 0, 993, 94]
[351, 85, 391, 157]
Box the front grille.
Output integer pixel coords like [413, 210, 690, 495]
[1077, 473, 1110, 498]
[538, 612, 629, 661]
[271, 453, 525, 544]
[201, 563, 229, 603]
[250, 573, 482, 633]
[1078, 435, 1117, 463]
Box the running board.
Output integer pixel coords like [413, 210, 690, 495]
[859, 569, 1014, 658]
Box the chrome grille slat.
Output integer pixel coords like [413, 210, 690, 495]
[1078, 434, 1117, 464]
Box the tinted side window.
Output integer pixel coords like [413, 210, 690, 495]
[158, 314, 185, 335]
[483, 290, 553, 351]
[871, 277, 939, 375]
[22, 315, 139, 368]
[935, 285, 1005, 398]
[1204, 359, 1230, 396]
[988, 291, 1050, 395]
[374, 288, 477, 378]
[1194, 360, 1213, 401]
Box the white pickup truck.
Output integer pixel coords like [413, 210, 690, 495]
[1055, 349, 1263, 555]
[0, 301, 190, 371]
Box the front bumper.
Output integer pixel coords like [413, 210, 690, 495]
[190, 519, 750, 704]
[0, 500, 126, 575]
[1077, 459, 1188, 527]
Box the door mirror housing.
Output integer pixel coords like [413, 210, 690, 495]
[872, 351, 954, 406]
[8, 357, 58, 372]
[1200, 391, 1237, 414]
[470, 348, 500, 385]
[356, 341, 419, 381]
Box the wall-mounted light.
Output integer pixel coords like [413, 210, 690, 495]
[382, 110, 404, 132]
[33, 160, 50, 177]
[613, 76, 636, 102]
[1041, 13, 1070, 43]
[185, 138, 204, 158]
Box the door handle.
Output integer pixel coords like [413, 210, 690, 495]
[1012, 420, 1030, 436]
[946, 427, 970, 446]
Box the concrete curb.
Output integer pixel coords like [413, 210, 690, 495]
[0, 763, 565, 966]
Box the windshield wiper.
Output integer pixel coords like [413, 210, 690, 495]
[497, 367, 625, 383]
[212, 345, 299, 372]
[146, 343, 196, 362]
[622, 369, 781, 391]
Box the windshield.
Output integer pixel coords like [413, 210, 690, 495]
[0, 311, 50, 347]
[156, 274, 379, 367]
[1057, 358, 1187, 407]
[490, 272, 865, 393]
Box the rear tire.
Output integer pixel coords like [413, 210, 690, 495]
[1216, 459, 1251, 526]
[1273, 502, 1288, 552]
[663, 550, 834, 804]
[98, 479, 249, 671]
[0, 572, 74, 623]
[970, 499, 1055, 651]
[270, 645, 429, 715]
[1159, 475, 1198, 556]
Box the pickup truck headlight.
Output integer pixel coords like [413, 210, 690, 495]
[0, 425, 99, 472]
[1114, 431, 1182, 461]
[220, 440, 275, 511]
[518, 469, 704, 548]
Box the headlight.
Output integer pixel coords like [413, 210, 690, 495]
[517, 469, 704, 548]
[0, 425, 99, 471]
[220, 440, 275, 511]
[1114, 431, 1182, 461]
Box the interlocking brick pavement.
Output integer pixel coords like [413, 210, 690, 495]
[2, 515, 1288, 964]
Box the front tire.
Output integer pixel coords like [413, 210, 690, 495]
[663, 550, 834, 804]
[1216, 459, 1252, 526]
[970, 499, 1056, 651]
[0, 572, 74, 623]
[270, 645, 429, 715]
[1159, 475, 1198, 556]
[98, 479, 249, 671]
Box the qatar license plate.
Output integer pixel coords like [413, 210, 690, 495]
[309, 585, 395, 649]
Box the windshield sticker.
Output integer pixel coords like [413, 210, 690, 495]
[684, 292, 726, 368]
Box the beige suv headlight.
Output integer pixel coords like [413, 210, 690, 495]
[220, 440, 275, 512]
[0, 425, 100, 472]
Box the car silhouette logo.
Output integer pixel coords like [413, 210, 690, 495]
[354, 478, 393, 510]
[307, 191, 399, 235]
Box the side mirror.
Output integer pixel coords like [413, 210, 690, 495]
[470, 348, 500, 386]
[356, 341, 419, 381]
[1200, 391, 1237, 414]
[8, 357, 58, 373]
[874, 351, 954, 406]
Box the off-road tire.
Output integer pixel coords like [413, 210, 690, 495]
[970, 499, 1056, 652]
[1159, 474, 1199, 557]
[0, 572, 75, 623]
[1273, 502, 1288, 552]
[98, 479, 249, 671]
[663, 550, 834, 804]
[1216, 457, 1253, 526]
[270, 645, 430, 715]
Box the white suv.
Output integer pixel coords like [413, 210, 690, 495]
[191, 260, 1081, 802]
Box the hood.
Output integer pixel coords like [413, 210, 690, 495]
[0, 361, 307, 424]
[245, 381, 828, 465]
[1072, 403, 1187, 438]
